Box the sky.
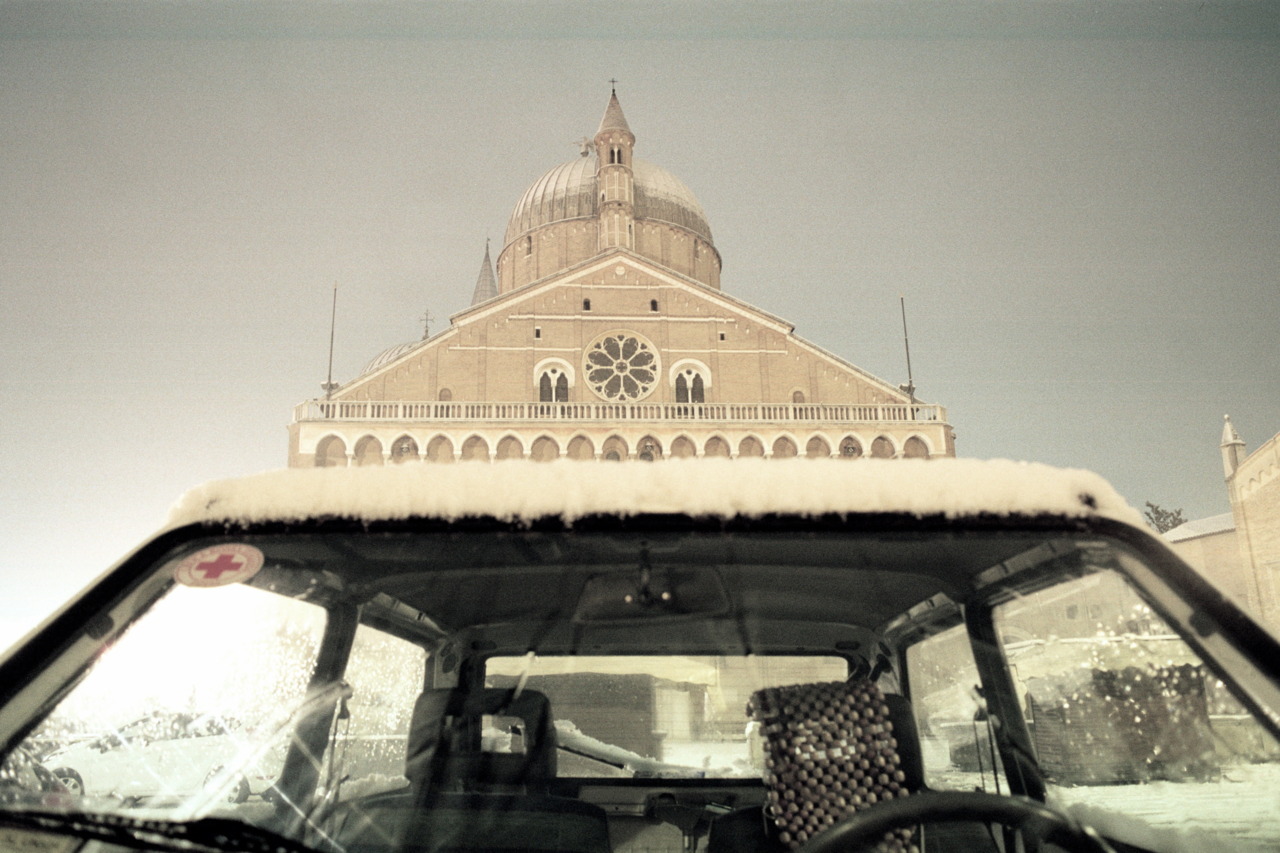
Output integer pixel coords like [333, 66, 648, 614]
[2, 1, 1278, 649]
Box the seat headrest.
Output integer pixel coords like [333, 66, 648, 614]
[407, 687, 558, 793]
[747, 680, 915, 850]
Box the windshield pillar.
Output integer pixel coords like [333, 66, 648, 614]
[966, 604, 1046, 802]
[271, 601, 360, 835]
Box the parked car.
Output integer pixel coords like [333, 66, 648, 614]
[41, 712, 271, 803]
[1, 460, 1278, 853]
[0, 746, 70, 808]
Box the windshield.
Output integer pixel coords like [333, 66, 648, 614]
[2, 522, 1279, 853]
[17, 583, 327, 816]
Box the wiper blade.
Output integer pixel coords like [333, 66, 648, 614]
[0, 809, 319, 853]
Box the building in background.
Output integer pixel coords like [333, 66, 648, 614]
[1166, 416, 1280, 632]
[288, 92, 953, 466]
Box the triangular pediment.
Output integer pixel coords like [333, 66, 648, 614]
[336, 247, 913, 406]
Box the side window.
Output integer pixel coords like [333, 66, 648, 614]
[335, 625, 429, 797]
[993, 568, 1280, 849]
[905, 623, 1008, 794]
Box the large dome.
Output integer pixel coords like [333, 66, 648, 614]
[503, 156, 713, 249]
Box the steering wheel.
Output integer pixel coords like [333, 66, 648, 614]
[796, 790, 1116, 853]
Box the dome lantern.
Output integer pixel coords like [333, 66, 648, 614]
[496, 93, 722, 294]
[595, 89, 636, 252]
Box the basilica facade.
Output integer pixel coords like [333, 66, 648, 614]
[287, 92, 954, 466]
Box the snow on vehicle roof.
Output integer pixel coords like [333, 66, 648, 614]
[167, 457, 1143, 529]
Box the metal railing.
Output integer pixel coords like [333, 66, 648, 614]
[294, 399, 946, 425]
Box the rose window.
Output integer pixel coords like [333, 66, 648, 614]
[584, 331, 659, 402]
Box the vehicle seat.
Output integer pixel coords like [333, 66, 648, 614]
[707, 680, 923, 853]
[342, 687, 611, 853]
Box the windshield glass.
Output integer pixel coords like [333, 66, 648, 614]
[15, 582, 326, 819]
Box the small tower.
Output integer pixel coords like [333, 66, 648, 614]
[1221, 414, 1246, 480]
[470, 240, 498, 306]
[594, 86, 636, 251]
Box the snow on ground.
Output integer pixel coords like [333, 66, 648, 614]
[167, 458, 1144, 529]
[1051, 762, 1280, 853]
[932, 762, 1280, 852]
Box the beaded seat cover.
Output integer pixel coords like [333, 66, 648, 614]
[748, 681, 916, 852]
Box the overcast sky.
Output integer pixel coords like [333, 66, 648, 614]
[2, 1, 1278, 648]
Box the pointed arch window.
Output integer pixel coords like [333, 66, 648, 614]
[675, 373, 706, 404]
[538, 367, 569, 402]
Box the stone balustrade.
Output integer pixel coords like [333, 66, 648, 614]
[293, 399, 946, 425]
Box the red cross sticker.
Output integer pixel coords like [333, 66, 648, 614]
[173, 544, 264, 587]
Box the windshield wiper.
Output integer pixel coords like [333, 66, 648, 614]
[0, 809, 319, 853]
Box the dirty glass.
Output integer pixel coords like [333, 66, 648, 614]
[328, 624, 428, 801]
[13, 583, 325, 816]
[486, 655, 846, 778]
[994, 568, 1280, 852]
[905, 624, 1009, 795]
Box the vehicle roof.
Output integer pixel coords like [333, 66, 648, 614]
[167, 457, 1142, 529]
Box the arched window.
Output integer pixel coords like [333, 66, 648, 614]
[772, 436, 798, 458]
[637, 436, 661, 462]
[523, 236, 532, 256]
[426, 436, 455, 463]
[438, 388, 452, 402]
[496, 437, 524, 460]
[839, 437, 862, 459]
[674, 373, 706, 404]
[738, 436, 765, 457]
[602, 435, 628, 461]
[461, 436, 489, 462]
[392, 436, 419, 464]
[903, 436, 930, 459]
[353, 436, 383, 467]
[805, 436, 831, 459]
[531, 436, 559, 463]
[792, 390, 806, 404]
[871, 436, 895, 459]
[538, 367, 569, 402]
[670, 436, 696, 458]
[314, 435, 347, 468]
[567, 436, 595, 460]
[673, 363, 709, 404]
[704, 437, 730, 458]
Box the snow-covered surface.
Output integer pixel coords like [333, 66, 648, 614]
[1052, 763, 1280, 853]
[167, 458, 1144, 529]
[1164, 512, 1236, 542]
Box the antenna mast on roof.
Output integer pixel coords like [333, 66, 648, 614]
[899, 296, 916, 403]
[322, 282, 339, 400]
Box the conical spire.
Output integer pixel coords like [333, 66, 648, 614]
[470, 240, 498, 305]
[596, 89, 632, 137]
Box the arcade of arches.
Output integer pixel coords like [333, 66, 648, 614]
[313, 432, 932, 465]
